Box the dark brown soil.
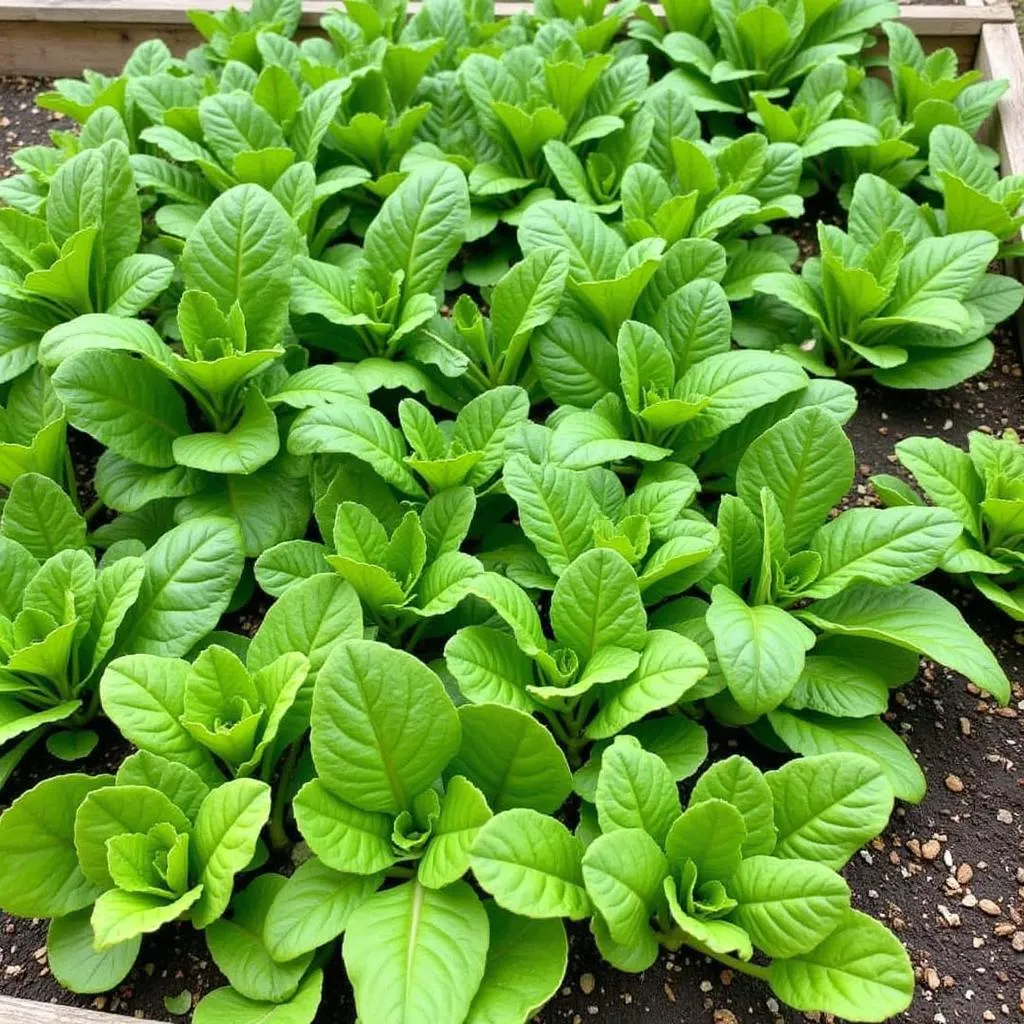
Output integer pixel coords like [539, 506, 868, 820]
[1, 74, 1023, 1024]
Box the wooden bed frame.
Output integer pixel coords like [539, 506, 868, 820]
[0, 2, 1021, 1021]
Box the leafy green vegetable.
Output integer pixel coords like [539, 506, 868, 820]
[874, 429, 1024, 620]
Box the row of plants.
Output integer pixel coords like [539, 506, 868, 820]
[0, 0, 1022, 1021]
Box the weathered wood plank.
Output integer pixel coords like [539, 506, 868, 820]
[0, 995, 160, 1024]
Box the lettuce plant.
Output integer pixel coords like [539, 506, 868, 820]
[290, 162, 471, 396]
[35, 184, 344, 556]
[678, 407, 1009, 801]
[620, 131, 804, 245]
[446, 546, 711, 767]
[472, 747, 914, 1022]
[207, 636, 572, 1023]
[0, 763, 270, 994]
[925, 125, 1024, 257]
[0, 473, 244, 788]
[0, 140, 173, 384]
[882, 22, 1008, 151]
[873, 430, 1024, 621]
[753, 174, 1023, 388]
[631, 0, 899, 113]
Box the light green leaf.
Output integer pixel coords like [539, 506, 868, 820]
[191, 778, 272, 929]
[343, 881, 488, 1024]
[728, 855, 850, 958]
[465, 904, 568, 1024]
[310, 640, 460, 814]
[181, 184, 296, 350]
[595, 735, 681, 846]
[689, 755, 776, 856]
[766, 753, 894, 870]
[471, 808, 591, 920]
[47, 908, 140, 994]
[0, 773, 113, 918]
[263, 857, 382, 963]
[192, 969, 322, 1024]
[449, 703, 570, 814]
[768, 909, 914, 1021]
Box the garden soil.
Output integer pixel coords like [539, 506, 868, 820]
[1, 74, 1022, 1024]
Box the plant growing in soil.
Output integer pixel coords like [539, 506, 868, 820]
[1, 0, 1023, 1021]
[0, 474, 244, 788]
[873, 429, 1024, 621]
[753, 173, 1022, 387]
[679, 406, 1009, 802]
[473, 748, 914, 1022]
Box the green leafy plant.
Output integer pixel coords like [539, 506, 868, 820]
[0, 472, 244, 787]
[446, 546, 711, 767]
[472, 747, 914, 1022]
[873, 430, 1024, 621]
[256, 638, 570, 1022]
[0, 765, 270, 993]
[882, 21, 1007, 151]
[290, 162, 472, 398]
[35, 184, 347, 556]
[681, 406, 1009, 801]
[753, 173, 1023, 387]
[631, 0, 899, 113]
[0, 140, 173, 384]
[925, 124, 1024, 257]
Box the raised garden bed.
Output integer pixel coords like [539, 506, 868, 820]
[1, 3, 1024, 1024]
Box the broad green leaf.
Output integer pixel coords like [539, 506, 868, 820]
[767, 708, 926, 804]
[289, 399, 426, 498]
[191, 778, 272, 929]
[192, 970, 323, 1024]
[503, 455, 602, 575]
[53, 349, 189, 468]
[689, 755, 776, 856]
[768, 909, 914, 1020]
[263, 857, 382, 962]
[728, 855, 850, 958]
[364, 163, 470, 300]
[206, 874, 312, 1003]
[181, 184, 297, 349]
[797, 583, 1009, 703]
[585, 630, 708, 740]
[581, 829, 666, 953]
[550, 548, 647, 661]
[0, 773, 113, 918]
[73, 784, 191, 887]
[448, 703, 571, 814]
[465, 904, 568, 1024]
[172, 389, 280, 475]
[444, 626, 538, 714]
[471, 808, 591, 920]
[115, 750, 210, 823]
[736, 407, 853, 549]
[91, 886, 202, 950]
[707, 587, 815, 715]
[343, 881, 488, 1024]
[595, 735, 681, 846]
[117, 517, 245, 657]
[804, 507, 962, 600]
[1, 472, 85, 560]
[310, 640, 460, 814]
[100, 655, 219, 784]
[766, 753, 894, 870]
[47, 908, 140, 994]
[292, 779, 395, 876]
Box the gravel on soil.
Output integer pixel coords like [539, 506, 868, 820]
[1, 72, 1022, 1024]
